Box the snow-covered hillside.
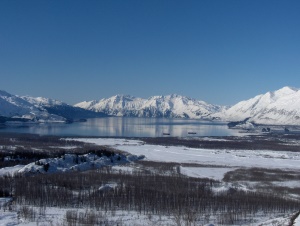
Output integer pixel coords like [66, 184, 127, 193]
[0, 90, 65, 122]
[75, 94, 222, 119]
[216, 86, 300, 125]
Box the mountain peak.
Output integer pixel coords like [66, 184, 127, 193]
[113, 94, 136, 99]
[274, 86, 298, 95]
[168, 94, 185, 99]
[148, 94, 191, 100]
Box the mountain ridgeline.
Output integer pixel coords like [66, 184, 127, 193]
[75, 94, 223, 119]
[1, 86, 300, 125]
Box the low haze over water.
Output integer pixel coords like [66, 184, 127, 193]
[0, 118, 240, 137]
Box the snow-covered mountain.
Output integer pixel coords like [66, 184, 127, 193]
[0, 90, 65, 122]
[0, 90, 107, 123]
[217, 86, 300, 125]
[75, 94, 222, 119]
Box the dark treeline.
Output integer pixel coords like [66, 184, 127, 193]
[1, 167, 299, 225]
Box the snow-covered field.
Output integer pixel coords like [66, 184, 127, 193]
[71, 138, 300, 198]
[73, 138, 300, 171]
[179, 166, 236, 180]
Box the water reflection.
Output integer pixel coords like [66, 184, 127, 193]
[0, 117, 240, 137]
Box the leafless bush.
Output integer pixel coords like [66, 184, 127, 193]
[65, 210, 108, 226]
[65, 210, 78, 226]
[138, 161, 179, 174]
[19, 205, 37, 221]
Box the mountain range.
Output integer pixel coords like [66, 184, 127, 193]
[1, 86, 300, 125]
[74, 94, 223, 119]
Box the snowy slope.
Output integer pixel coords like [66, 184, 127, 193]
[75, 94, 222, 119]
[0, 90, 65, 122]
[215, 86, 300, 125]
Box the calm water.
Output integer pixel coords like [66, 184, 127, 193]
[0, 117, 240, 137]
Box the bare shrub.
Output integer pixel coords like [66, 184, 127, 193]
[65, 210, 108, 226]
[19, 205, 36, 221]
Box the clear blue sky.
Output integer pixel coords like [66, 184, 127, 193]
[1, 0, 300, 105]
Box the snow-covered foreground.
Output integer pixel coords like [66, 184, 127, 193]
[1, 137, 300, 226]
[0, 203, 296, 226]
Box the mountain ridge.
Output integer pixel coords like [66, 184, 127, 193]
[75, 94, 222, 119]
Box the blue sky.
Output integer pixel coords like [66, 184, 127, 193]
[1, 0, 300, 105]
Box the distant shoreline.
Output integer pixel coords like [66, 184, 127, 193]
[1, 132, 300, 152]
